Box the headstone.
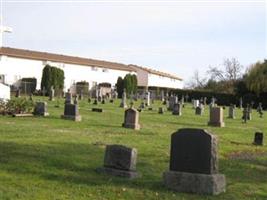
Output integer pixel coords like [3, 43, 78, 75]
[257, 103, 263, 118]
[15, 89, 21, 98]
[49, 86, 55, 101]
[180, 95, 184, 105]
[193, 100, 199, 109]
[139, 101, 145, 109]
[208, 107, 225, 127]
[239, 97, 243, 109]
[65, 89, 72, 104]
[211, 97, 216, 107]
[61, 103, 82, 121]
[168, 96, 176, 111]
[185, 94, 189, 102]
[253, 132, 263, 146]
[228, 104, 235, 119]
[195, 105, 204, 115]
[78, 91, 83, 100]
[161, 91, 165, 102]
[163, 128, 226, 195]
[145, 91, 150, 106]
[172, 103, 182, 116]
[73, 95, 78, 105]
[242, 107, 249, 123]
[33, 101, 49, 116]
[93, 98, 98, 105]
[96, 145, 139, 179]
[120, 89, 128, 108]
[92, 108, 103, 113]
[122, 108, 140, 130]
[203, 97, 207, 106]
[158, 107, 164, 114]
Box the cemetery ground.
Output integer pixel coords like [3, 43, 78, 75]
[0, 97, 266, 200]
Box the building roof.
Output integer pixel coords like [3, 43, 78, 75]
[129, 64, 183, 81]
[0, 47, 133, 72]
[0, 47, 182, 81]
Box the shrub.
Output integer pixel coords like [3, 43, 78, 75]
[5, 98, 35, 114]
[41, 65, 65, 95]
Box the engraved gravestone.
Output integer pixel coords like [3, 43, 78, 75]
[61, 103, 82, 121]
[253, 132, 263, 146]
[96, 145, 140, 179]
[33, 101, 49, 116]
[208, 107, 225, 127]
[228, 104, 235, 119]
[122, 108, 140, 130]
[49, 86, 55, 101]
[172, 103, 182, 116]
[163, 128, 226, 195]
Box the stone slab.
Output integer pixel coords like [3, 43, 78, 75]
[163, 171, 226, 195]
[61, 115, 82, 122]
[96, 167, 140, 179]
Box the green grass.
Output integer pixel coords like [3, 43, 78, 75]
[0, 97, 266, 200]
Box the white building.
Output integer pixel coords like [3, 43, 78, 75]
[0, 83, 10, 101]
[0, 47, 183, 92]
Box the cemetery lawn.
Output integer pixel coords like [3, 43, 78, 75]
[0, 97, 267, 200]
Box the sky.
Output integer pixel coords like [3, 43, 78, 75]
[1, 0, 266, 85]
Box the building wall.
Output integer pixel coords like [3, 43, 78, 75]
[0, 56, 132, 91]
[148, 73, 183, 89]
[136, 68, 148, 87]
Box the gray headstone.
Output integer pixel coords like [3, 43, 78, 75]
[104, 145, 137, 171]
[208, 107, 225, 127]
[96, 144, 140, 179]
[172, 103, 182, 116]
[228, 105, 235, 119]
[122, 108, 140, 130]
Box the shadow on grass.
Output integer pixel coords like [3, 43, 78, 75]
[0, 141, 165, 192]
[0, 141, 266, 196]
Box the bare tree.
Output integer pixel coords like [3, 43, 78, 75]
[207, 58, 243, 82]
[185, 70, 207, 89]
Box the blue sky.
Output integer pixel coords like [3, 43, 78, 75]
[2, 0, 266, 83]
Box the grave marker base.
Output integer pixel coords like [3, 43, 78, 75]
[96, 167, 140, 179]
[163, 171, 226, 195]
[122, 123, 140, 130]
[61, 115, 82, 122]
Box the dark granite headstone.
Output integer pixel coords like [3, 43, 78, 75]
[33, 101, 49, 116]
[253, 132, 263, 146]
[170, 129, 218, 174]
[163, 128, 226, 195]
[92, 108, 103, 112]
[61, 103, 82, 121]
